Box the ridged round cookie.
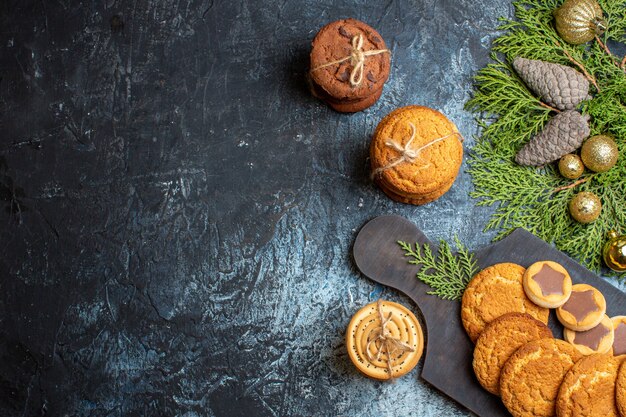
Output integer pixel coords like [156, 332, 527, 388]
[346, 300, 424, 380]
[461, 263, 549, 343]
[500, 338, 582, 417]
[610, 316, 626, 358]
[522, 260, 572, 308]
[557, 284, 606, 331]
[473, 313, 553, 395]
[564, 314, 614, 355]
[616, 360, 626, 416]
[370, 105, 463, 198]
[556, 353, 620, 417]
[310, 19, 390, 101]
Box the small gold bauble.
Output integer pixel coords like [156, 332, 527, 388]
[580, 135, 619, 172]
[568, 191, 602, 224]
[558, 154, 585, 179]
[553, 0, 606, 45]
[603, 230, 626, 272]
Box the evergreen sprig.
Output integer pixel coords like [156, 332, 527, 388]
[467, 0, 626, 277]
[398, 237, 479, 300]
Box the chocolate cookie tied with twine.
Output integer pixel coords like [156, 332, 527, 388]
[370, 106, 463, 205]
[309, 19, 390, 113]
[346, 300, 424, 380]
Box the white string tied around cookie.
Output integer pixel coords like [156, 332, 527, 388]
[365, 299, 416, 378]
[371, 122, 463, 179]
[310, 34, 389, 87]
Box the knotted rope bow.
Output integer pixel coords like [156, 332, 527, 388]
[365, 299, 416, 378]
[371, 122, 463, 179]
[310, 34, 389, 87]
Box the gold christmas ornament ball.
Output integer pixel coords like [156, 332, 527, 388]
[580, 135, 619, 172]
[568, 191, 601, 223]
[558, 154, 585, 179]
[603, 230, 626, 272]
[553, 0, 606, 45]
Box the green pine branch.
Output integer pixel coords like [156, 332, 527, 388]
[398, 237, 479, 300]
[467, 0, 626, 277]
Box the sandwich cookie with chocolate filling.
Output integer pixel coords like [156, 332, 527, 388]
[556, 353, 621, 417]
[461, 263, 549, 343]
[370, 105, 464, 206]
[556, 284, 606, 331]
[522, 261, 572, 308]
[610, 316, 626, 358]
[309, 19, 390, 113]
[564, 314, 614, 355]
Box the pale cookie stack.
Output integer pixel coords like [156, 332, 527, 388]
[345, 300, 424, 381]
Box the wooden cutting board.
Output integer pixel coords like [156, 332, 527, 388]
[353, 215, 626, 417]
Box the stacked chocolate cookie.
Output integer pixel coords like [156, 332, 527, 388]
[309, 19, 390, 113]
[369, 105, 464, 205]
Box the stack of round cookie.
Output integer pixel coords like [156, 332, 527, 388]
[309, 19, 391, 113]
[369, 105, 464, 205]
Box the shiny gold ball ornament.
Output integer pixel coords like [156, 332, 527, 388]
[553, 0, 606, 45]
[580, 135, 619, 172]
[603, 230, 626, 272]
[558, 154, 585, 179]
[568, 191, 602, 223]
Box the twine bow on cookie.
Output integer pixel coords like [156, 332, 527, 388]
[365, 299, 416, 378]
[311, 34, 389, 87]
[371, 122, 463, 179]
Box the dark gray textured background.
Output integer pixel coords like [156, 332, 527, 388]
[1, 1, 623, 416]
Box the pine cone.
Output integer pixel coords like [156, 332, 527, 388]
[515, 110, 590, 166]
[513, 57, 591, 110]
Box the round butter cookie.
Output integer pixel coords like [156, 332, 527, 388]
[522, 260, 572, 308]
[461, 263, 549, 343]
[611, 316, 626, 359]
[346, 300, 423, 380]
[556, 353, 620, 417]
[564, 314, 614, 355]
[557, 284, 606, 331]
[616, 360, 626, 417]
[500, 338, 582, 417]
[370, 105, 463, 205]
[473, 312, 553, 395]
